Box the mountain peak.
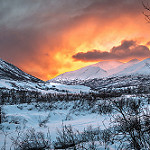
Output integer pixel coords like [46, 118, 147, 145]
[92, 60, 123, 71]
[127, 59, 139, 63]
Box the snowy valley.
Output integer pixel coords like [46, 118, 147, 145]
[1, 58, 150, 149]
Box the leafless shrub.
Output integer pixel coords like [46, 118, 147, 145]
[110, 98, 150, 149]
[38, 113, 50, 127]
[54, 124, 77, 149]
[11, 128, 52, 150]
[142, 0, 150, 22]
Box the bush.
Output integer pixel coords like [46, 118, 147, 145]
[11, 128, 51, 150]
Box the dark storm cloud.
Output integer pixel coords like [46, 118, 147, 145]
[0, 0, 91, 59]
[0, 0, 92, 29]
[0, 27, 41, 62]
[72, 40, 150, 61]
[83, 0, 140, 16]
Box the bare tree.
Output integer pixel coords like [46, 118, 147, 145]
[142, 0, 150, 22]
[110, 98, 150, 150]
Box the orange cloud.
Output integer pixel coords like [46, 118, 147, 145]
[72, 40, 150, 61]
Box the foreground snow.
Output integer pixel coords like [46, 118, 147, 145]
[0, 102, 110, 149]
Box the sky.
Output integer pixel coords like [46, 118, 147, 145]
[1, 0, 150, 80]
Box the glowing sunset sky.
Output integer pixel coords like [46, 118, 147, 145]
[1, 0, 150, 80]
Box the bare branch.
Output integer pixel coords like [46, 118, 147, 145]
[142, 0, 150, 22]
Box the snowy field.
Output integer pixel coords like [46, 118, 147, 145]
[0, 101, 111, 149]
[0, 94, 149, 149]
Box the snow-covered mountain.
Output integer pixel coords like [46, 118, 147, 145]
[1, 57, 150, 92]
[50, 58, 150, 83]
[108, 59, 140, 76]
[115, 58, 150, 76]
[0, 58, 91, 93]
[0, 58, 42, 82]
[92, 60, 123, 71]
[50, 61, 123, 82]
[50, 66, 107, 81]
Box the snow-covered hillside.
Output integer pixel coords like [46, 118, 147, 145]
[115, 58, 150, 76]
[1, 57, 150, 93]
[50, 65, 107, 81]
[0, 79, 91, 94]
[0, 58, 41, 82]
[50, 58, 150, 82]
[92, 60, 123, 71]
[50, 60, 122, 82]
[108, 59, 140, 76]
[0, 58, 91, 93]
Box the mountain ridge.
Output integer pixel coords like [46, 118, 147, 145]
[0, 58, 42, 82]
[50, 58, 150, 82]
